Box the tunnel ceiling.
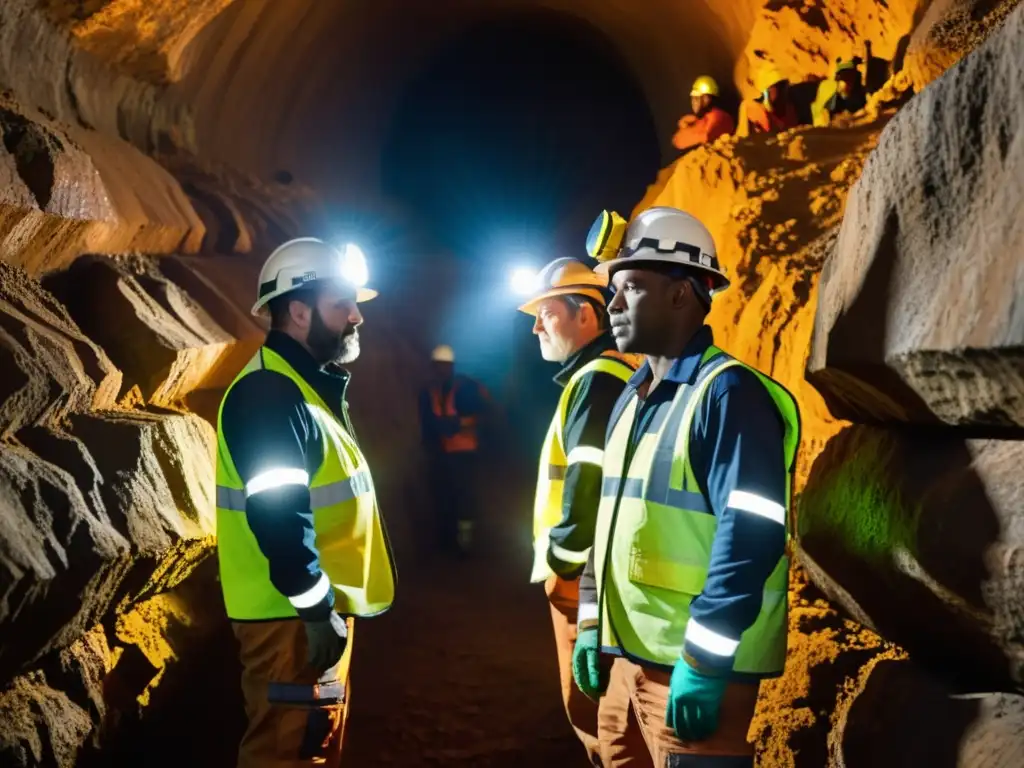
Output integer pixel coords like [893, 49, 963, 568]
[31, 0, 922, 213]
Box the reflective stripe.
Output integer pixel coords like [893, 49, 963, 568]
[246, 468, 309, 497]
[288, 573, 330, 609]
[602, 476, 710, 514]
[267, 681, 345, 706]
[727, 490, 785, 525]
[217, 485, 246, 511]
[578, 603, 599, 623]
[550, 542, 591, 565]
[602, 476, 642, 498]
[548, 464, 567, 481]
[661, 488, 711, 514]
[685, 618, 739, 657]
[566, 445, 604, 466]
[218, 472, 372, 512]
[308, 471, 373, 508]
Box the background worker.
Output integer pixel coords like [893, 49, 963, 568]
[812, 58, 868, 126]
[572, 207, 800, 766]
[672, 75, 735, 152]
[418, 344, 491, 557]
[518, 255, 641, 766]
[216, 238, 397, 767]
[737, 68, 800, 137]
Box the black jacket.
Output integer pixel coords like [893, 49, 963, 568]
[219, 331, 358, 621]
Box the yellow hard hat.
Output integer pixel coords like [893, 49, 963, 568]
[517, 258, 608, 316]
[691, 75, 720, 97]
[756, 68, 788, 94]
[431, 344, 455, 363]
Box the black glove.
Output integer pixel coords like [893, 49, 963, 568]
[304, 612, 348, 673]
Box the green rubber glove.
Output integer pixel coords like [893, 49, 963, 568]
[665, 658, 728, 741]
[571, 626, 607, 700]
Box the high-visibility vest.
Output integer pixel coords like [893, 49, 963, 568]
[215, 346, 396, 621]
[430, 381, 479, 453]
[593, 345, 800, 677]
[530, 350, 640, 583]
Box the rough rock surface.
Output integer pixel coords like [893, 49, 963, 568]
[798, 425, 1024, 690]
[903, 0, 1023, 91]
[633, 118, 888, 488]
[0, 256, 219, 680]
[808, 4, 1024, 431]
[1, 406, 215, 679]
[39, 1, 236, 85]
[831, 658, 1024, 767]
[0, 261, 120, 435]
[42, 255, 260, 407]
[750, 568, 908, 767]
[0, 559, 229, 768]
[0, 99, 203, 274]
[740, 0, 919, 90]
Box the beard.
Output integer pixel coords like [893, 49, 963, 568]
[307, 309, 361, 365]
[538, 334, 573, 363]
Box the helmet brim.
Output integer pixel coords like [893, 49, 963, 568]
[250, 282, 379, 316]
[594, 255, 730, 292]
[517, 286, 606, 316]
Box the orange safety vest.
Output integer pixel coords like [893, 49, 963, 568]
[429, 382, 479, 453]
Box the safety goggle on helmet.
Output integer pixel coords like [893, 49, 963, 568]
[585, 207, 730, 294]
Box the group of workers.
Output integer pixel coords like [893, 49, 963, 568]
[672, 60, 869, 153]
[213, 201, 800, 767]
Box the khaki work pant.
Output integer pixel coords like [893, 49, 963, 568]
[545, 575, 602, 765]
[598, 657, 758, 767]
[233, 617, 354, 768]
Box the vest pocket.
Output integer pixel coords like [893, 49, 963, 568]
[625, 503, 715, 595]
[626, 515, 712, 595]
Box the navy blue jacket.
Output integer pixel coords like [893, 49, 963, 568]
[579, 325, 789, 675]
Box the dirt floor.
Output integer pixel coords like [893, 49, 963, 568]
[86, 459, 588, 767]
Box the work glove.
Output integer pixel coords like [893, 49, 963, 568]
[571, 626, 607, 701]
[303, 612, 348, 674]
[665, 658, 728, 742]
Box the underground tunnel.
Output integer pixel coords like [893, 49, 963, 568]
[1, 1, 1023, 767]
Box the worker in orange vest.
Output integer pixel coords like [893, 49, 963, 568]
[737, 68, 800, 137]
[672, 75, 736, 152]
[418, 344, 491, 557]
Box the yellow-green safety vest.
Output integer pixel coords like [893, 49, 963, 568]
[215, 346, 396, 621]
[593, 345, 800, 676]
[530, 349, 640, 583]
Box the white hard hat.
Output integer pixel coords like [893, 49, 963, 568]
[431, 344, 455, 363]
[251, 237, 378, 316]
[592, 207, 729, 294]
[517, 258, 608, 316]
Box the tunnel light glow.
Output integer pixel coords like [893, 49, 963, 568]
[340, 243, 369, 287]
[509, 266, 538, 296]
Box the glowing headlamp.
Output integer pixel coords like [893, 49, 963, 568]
[340, 243, 369, 288]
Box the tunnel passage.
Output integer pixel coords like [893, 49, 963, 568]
[381, 8, 662, 453]
[3, 1, 1024, 767]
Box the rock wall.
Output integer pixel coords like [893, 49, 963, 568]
[799, 0, 1024, 706]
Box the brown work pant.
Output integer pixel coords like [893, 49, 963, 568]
[545, 574, 602, 765]
[598, 657, 758, 767]
[233, 618, 354, 768]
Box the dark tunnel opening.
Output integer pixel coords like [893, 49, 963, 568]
[381, 8, 661, 460]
